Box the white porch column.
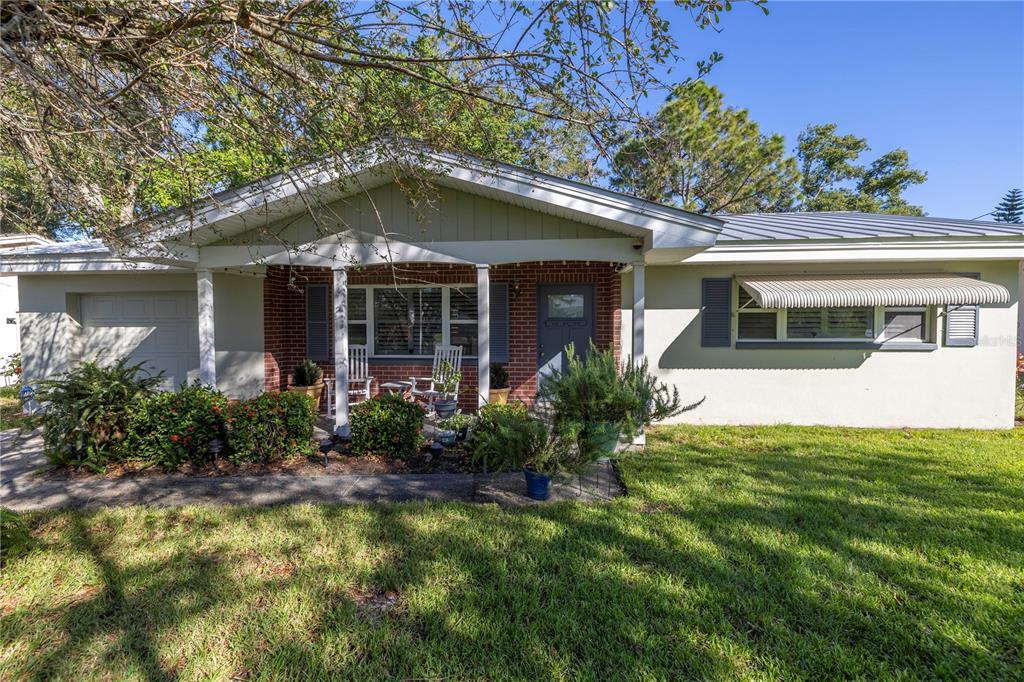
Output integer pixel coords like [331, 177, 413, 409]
[476, 264, 490, 408]
[631, 263, 646, 447]
[333, 266, 350, 437]
[632, 263, 645, 363]
[196, 269, 216, 387]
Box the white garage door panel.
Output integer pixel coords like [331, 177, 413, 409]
[80, 292, 199, 390]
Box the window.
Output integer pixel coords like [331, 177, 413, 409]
[737, 287, 778, 340]
[734, 284, 933, 346]
[374, 287, 442, 356]
[347, 288, 367, 346]
[786, 307, 874, 340]
[547, 293, 585, 319]
[449, 287, 478, 356]
[881, 307, 926, 343]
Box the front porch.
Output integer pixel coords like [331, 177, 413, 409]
[260, 260, 633, 434]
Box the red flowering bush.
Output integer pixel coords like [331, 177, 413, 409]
[225, 391, 317, 464]
[124, 382, 228, 469]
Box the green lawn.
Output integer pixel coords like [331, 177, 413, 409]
[0, 385, 37, 431]
[2, 425, 1022, 680]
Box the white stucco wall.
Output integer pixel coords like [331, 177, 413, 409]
[623, 260, 1021, 429]
[0, 276, 21, 368]
[18, 272, 264, 399]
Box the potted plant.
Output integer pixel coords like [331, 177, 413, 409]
[488, 363, 510, 404]
[432, 361, 461, 419]
[442, 412, 474, 441]
[523, 420, 587, 501]
[536, 341, 703, 458]
[288, 359, 325, 405]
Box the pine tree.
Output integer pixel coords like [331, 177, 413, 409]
[993, 188, 1023, 223]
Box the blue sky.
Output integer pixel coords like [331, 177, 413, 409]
[652, 0, 1023, 218]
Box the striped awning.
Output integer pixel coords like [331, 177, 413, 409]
[736, 273, 1010, 309]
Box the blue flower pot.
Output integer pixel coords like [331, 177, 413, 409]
[523, 469, 551, 501]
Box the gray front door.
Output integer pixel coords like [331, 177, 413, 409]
[537, 284, 596, 381]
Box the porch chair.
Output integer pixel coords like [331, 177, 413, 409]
[410, 344, 463, 407]
[326, 345, 374, 417]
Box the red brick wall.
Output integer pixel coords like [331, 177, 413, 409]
[263, 261, 621, 411]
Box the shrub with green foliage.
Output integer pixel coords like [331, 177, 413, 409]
[36, 358, 164, 471]
[0, 507, 33, 565]
[293, 359, 323, 386]
[124, 383, 228, 469]
[470, 404, 545, 472]
[350, 393, 424, 459]
[537, 341, 701, 439]
[225, 391, 317, 464]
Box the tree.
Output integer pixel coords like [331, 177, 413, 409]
[993, 189, 1023, 223]
[610, 81, 800, 214]
[0, 0, 751, 244]
[796, 124, 927, 216]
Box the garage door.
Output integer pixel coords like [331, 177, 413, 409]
[80, 292, 199, 390]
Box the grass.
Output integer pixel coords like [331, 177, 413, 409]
[0, 385, 37, 432]
[2, 425, 1022, 680]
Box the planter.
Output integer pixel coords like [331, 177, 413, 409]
[436, 429, 457, 447]
[488, 387, 511, 405]
[523, 469, 552, 501]
[456, 426, 469, 441]
[434, 398, 458, 419]
[429, 441, 444, 457]
[288, 382, 324, 406]
[585, 421, 621, 457]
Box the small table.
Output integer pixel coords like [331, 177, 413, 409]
[380, 381, 412, 395]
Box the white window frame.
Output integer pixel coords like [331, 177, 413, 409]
[734, 285, 936, 345]
[877, 306, 931, 344]
[349, 284, 478, 359]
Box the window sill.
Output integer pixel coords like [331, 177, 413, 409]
[735, 341, 937, 351]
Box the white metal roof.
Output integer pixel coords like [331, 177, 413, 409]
[737, 273, 1010, 308]
[719, 212, 1024, 241]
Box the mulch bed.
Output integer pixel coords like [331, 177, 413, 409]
[51, 440, 477, 480]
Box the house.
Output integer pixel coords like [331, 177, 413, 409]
[2, 149, 1022, 430]
[0, 233, 53, 383]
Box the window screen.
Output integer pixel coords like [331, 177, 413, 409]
[787, 308, 873, 339]
[883, 310, 926, 342]
[373, 287, 442, 355]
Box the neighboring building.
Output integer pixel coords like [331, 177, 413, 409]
[2, 150, 1022, 429]
[0, 234, 53, 383]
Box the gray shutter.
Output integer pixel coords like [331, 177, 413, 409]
[945, 305, 979, 347]
[489, 283, 509, 363]
[701, 278, 732, 347]
[945, 272, 980, 347]
[306, 284, 330, 361]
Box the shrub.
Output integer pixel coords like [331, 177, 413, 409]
[0, 507, 33, 565]
[470, 404, 545, 472]
[350, 393, 424, 458]
[537, 340, 702, 439]
[293, 359, 323, 386]
[36, 358, 164, 471]
[124, 383, 228, 469]
[226, 391, 317, 464]
[489, 362, 509, 389]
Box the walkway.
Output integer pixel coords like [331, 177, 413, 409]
[0, 429, 622, 511]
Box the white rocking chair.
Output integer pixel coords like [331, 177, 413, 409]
[348, 344, 373, 402]
[326, 345, 374, 418]
[410, 344, 463, 407]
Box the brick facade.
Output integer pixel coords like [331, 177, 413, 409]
[263, 261, 621, 411]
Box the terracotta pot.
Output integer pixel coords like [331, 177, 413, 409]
[488, 387, 511, 405]
[288, 382, 324, 406]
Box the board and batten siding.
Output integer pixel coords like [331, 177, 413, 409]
[620, 260, 1020, 429]
[220, 183, 628, 248]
